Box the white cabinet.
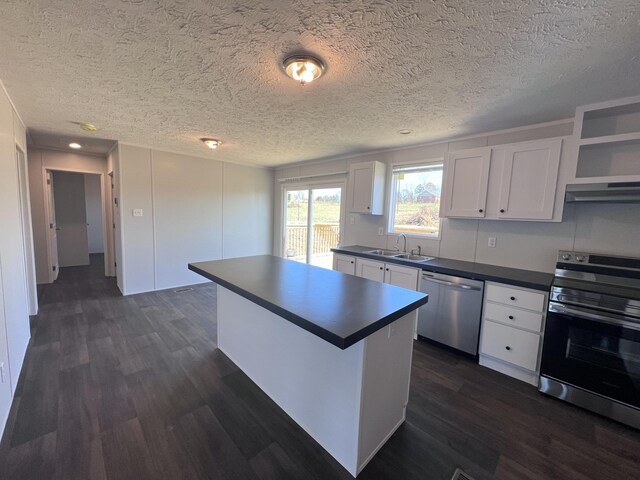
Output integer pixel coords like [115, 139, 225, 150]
[332, 253, 356, 275]
[441, 147, 491, 218]
[497, 140, 562, 220]
[355, 258, 385, 282]
[572, 95, 640, 183]
[441, 139, 562, 221]
[347, 161, 386, 215]
[354, 258, 419, 290]
[479, 282, 548, 386]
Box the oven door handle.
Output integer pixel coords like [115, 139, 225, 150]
[548, 303, 640, 331]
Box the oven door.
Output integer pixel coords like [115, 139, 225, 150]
[541, 302, 640, 408]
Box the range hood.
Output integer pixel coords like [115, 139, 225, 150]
[565, 182, 640, 203]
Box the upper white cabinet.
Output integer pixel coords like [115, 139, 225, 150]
[440, 147, 491, 218]
[347, 161, 386, 215]
[497, 140, 562, 220]
[572, 96, 640, 183]
[441, 139, 563, 222]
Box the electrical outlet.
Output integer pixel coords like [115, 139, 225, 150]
[133, 209, 143, 217]
[488, 237, 496, 248]
[349, 215, 355, 225]
[388, 323, 397, 338]
[377, 227, 384, 236]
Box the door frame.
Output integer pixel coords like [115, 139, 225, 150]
[15, 146, 38, 314]
[42, 166, 115, 280]
[281, 180, 347, 265]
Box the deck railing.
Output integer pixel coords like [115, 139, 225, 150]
[286, 223, 340, 259]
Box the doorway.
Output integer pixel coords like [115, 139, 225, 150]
[45, 170, 107, 277]
[283, 184, 344, 269]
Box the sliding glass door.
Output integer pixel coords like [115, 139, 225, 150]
[284, 185, 343, 269]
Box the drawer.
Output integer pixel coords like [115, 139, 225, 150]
[483, 302, 543, 332]
[485, 283, 545, 312]
[481, 320, 540, 371]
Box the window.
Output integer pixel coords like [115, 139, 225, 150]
[388, 162, 444, 237]
[283, 184, 343, 270]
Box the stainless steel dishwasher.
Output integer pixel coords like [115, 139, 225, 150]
[417, 271, 484, 355]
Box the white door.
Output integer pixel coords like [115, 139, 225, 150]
[52, 171, 90, 267]
[45, 171, 59, 281]
[497, 140, 562, 220]
[384, 264, 419, 290]
[355, 258, 385, 282]
[441, 147, 491, 218]
[333, 254, 356, 275]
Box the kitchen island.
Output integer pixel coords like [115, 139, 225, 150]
[188, 255, 428, 477]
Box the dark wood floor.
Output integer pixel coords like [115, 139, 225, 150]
[1, 254, 639, 479]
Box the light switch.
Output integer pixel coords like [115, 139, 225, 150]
[488, 237, 496, 248]
[349, 215, 356, 225]
[377, 227, 384, 236]
[133, 209, 144, 217]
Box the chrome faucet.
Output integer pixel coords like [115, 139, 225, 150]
[411, 245, 422, 256]
[395, 234, 407, 253]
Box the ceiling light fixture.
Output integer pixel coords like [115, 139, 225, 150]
[397, 129, 413, 135]
[69, 142, 82, 149]
[200, 138, 222, 150]
[79, 123, 98, 131]
[283, 54, 325, 86]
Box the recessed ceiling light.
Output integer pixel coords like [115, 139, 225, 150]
[283, 54, 325, 86]
[80, 123, 98, 132]
[397, 129, 413, 135]
[200, 138, 222, 150]
[69, 142, 82, 149]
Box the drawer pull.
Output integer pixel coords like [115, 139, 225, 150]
[508, 315, 514, 320]
[379, 267, 383, 270]
[510, 296, 516, 301]
[505, 346, 511, 351]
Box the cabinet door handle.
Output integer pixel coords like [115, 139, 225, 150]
[350, 261, 354, 264]
[510, 296, 516, 301]
[505, 346, 511, 351]
[478, 209, 483, 213]
[508, 315, 514, 320]
[367, 206, 371, 210]
[379, 267, 383, 270]
[500, 209, 505, 213]
[385, 268, 389, 271]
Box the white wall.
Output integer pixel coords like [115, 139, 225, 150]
[116, 144, 274, 295]
[0, 83, 32, 435]
[274, 120, 640, 273]
[84, 174, 104, 253]
[28, 149, 109, 283]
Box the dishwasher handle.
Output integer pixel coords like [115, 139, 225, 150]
[421, 273, 482, 291]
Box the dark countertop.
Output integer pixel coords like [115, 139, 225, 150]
[188, 255, 428, 350]
[332, 245, 554, 291]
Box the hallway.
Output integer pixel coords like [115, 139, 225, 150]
[0, 256, 639, 479]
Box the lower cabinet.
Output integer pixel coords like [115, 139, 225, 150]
[333, 253, 356, 275]
[354, 258, 419, 290]
[479, 282, 548, 386]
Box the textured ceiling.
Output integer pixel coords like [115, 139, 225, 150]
[0, 1, 639, 167]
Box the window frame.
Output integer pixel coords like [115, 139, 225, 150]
[387, 159, 444, 239]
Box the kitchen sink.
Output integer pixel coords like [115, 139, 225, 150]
[394, 253, 434, 262]
[364, 249, 434, 263]
[364, 249, 402, 257]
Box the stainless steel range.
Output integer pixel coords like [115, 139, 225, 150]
[539, 250, 640, 429]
